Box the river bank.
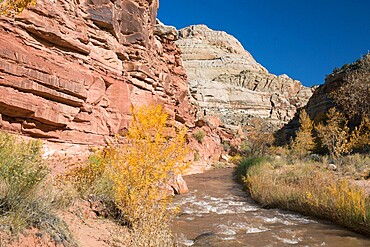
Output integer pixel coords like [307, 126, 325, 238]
[236, 156, 370, 238]
[172, 167, 370, 246]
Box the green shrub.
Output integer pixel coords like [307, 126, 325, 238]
[63, 151, 113, 198]
[62, 151, 117, 219]
[239, 140, 251, 154]
[193, 130, 205, 143]
[0, 132, 74, 246]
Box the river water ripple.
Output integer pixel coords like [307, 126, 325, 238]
[172, 168, 370, 247]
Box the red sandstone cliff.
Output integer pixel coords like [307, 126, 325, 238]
[0, 0, 192, 144]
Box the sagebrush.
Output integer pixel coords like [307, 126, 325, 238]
[193, 130, 205, 143]
[0, 132, 74, 246]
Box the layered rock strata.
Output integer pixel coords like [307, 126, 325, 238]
[0, 0, 192, 144]
[176, 25, 313, 129]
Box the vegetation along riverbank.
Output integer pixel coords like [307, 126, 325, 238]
[236, 106, 370, 236]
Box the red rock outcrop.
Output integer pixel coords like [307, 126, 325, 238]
[0, 0, 192, 144]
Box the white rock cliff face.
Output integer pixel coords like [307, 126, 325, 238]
[176, 24, 313, 129]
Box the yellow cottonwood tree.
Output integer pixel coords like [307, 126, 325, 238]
[350, 116, 370, 151]
[106, 104, 188, 225]
[316, 108, 353, 158]
[64, 104, 188, 245]
[291, 109, 315, 158]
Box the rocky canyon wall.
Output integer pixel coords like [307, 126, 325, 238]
[176, 25, 313, 130]
[276, 53, 370, 144]
[306, 53, 370, 122]
[0, 0, 192, 144]
[0, 2, 315, 166]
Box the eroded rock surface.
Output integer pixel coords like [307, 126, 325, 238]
[306, 53, 370, 122]
[277, 53, 370, 144]
[0, 0, 192, 144]
[176, 25, 313, 129]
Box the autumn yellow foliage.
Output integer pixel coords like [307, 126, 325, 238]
[351, 116, 370, 151]
[238, 157, 370, 235]
[0, 0, 35, 16]
[65, 104, 188, 246]
[107, 104, 188, 225]
[291, 109, 315, 158]
[316, 108, 354, 158]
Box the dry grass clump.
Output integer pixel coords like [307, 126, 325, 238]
[337, 154, 370, 179]
[0, 132, 75, 246]
[237, 156, 370, 235]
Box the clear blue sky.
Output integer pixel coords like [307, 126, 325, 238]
[158, 0, 370, 87]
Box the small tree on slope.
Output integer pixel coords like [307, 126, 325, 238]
[315, 108, 353, 159]
[291, 109, 315, 159]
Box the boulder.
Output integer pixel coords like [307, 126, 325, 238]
[167, 173, 189, 195]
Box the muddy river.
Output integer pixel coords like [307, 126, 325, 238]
[172, 168, 370, 247]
